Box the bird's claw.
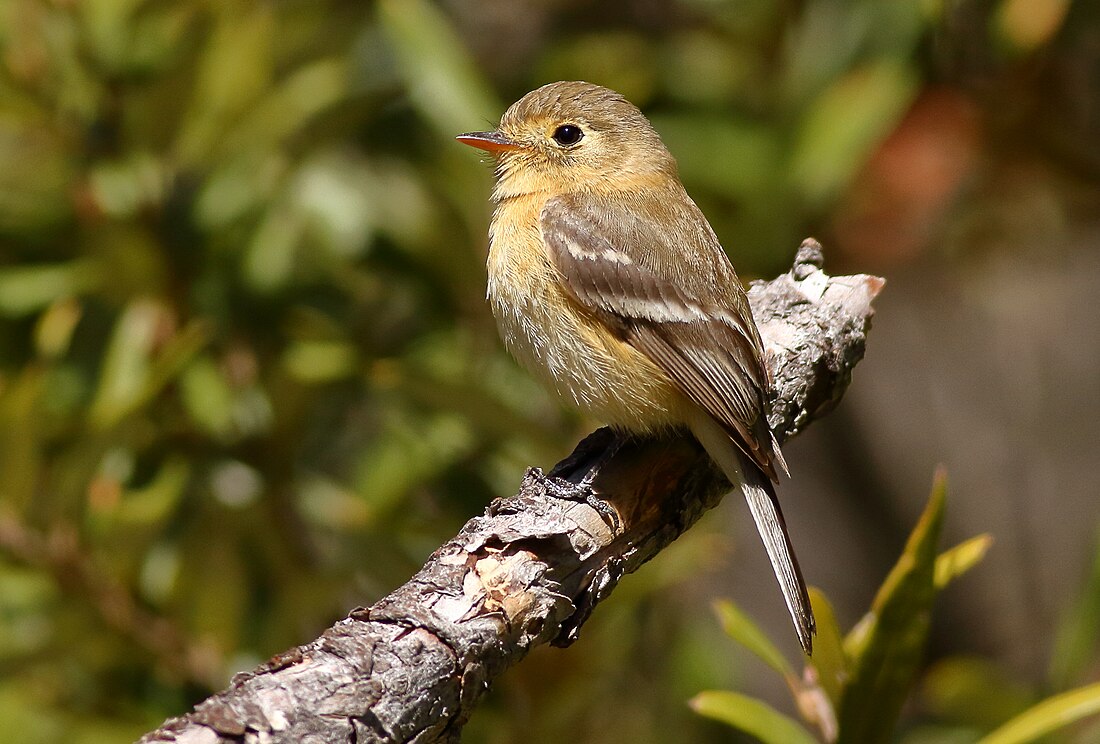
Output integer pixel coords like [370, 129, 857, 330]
[543, 475, 621, 533]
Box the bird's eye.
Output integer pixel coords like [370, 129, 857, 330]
[551, 124, 584, 146]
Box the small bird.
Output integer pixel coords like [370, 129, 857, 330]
[458, 81, 815, 654]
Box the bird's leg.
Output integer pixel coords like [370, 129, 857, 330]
[543, 431, 629, 532]
[580, 429, 628, 488]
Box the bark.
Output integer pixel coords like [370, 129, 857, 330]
[140, 240, 884, 744]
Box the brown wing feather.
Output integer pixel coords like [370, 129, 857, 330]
[627, 322, 780, 480]
[540, 191, 785, 480]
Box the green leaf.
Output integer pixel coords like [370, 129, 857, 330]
[1049, 529, 1100, 690]
[934, 534, 993, 590]
[179, 356, 236, 439]
[790, 57, 919, 206]
[920, 656, 1034, 730]
[691, 690, 818, 744]
[0, 261, 102, 317]
[176, 4, 274, 165]
[89, 304, 208, 429]
[377, 0, 500, 138]
[282, 340, 359, 383]
[351, 408, 475, 519]
[648, 114, 783, 200]
[226, 58, 347, 156]
[114, 456, 190, 527]
[838, 468, 947, 744]
[33, 298, 82, 359]
[978, 682, 1100, 744]
[807, 587, 848, 707]
[714, 599, 794, 680]
[88, 301, 162, 428]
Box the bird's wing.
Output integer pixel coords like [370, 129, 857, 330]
[541, 190, 813, 652]
[539, 190, 785, 480]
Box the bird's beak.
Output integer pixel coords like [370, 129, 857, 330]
[456, 130, 523, 153]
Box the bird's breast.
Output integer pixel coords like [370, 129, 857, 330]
[486, 194, 683, 432]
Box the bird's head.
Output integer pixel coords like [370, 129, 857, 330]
[458, 81, 677, 200]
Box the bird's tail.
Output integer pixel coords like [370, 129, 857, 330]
[687, 409, 816, 655]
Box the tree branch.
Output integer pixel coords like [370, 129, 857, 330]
[140, 240, 884, 744]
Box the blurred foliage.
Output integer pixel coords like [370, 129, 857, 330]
[0, 0, 1096, 741]
[696, 472, 1100, 743]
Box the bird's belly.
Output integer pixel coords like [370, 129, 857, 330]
[488, 255, 683, 433]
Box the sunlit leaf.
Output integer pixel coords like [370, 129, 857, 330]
[649, 114, 782, 200]
[226, 58, 347, 154]
[282, 340, 359, 383]
[807, 587, 847, 707]
[88, 152, 166, 218]
[179, 356, 235, 439]
[194, 151, 286, 229]
[88, 301, 162, 428]
[783, 1, 926, 107]
[978, 682, 1100, 744]
[790, 58, 919, 205]
[691, 690, 818, 744]
[838, 468, 947, 744]
[79, 0, 146, 72]
[934, 534, 993, 590]
[127, 4, 196, 74]
[139, 542, 182, 607]
[352, 408, 475, 519]
[114, 456, 190, 526]
[176, 4, 274, 164]
[293, 150, 377, 258]
[34, 298, 83, 359]
[90, 307, 208, 429]
[0, 262, 101, 317]
[713, 598, 795, 680]
[377, 0, 499, 137]
[243, 194, 303, 293]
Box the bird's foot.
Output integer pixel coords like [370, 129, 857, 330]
[543, 474, 621, 533]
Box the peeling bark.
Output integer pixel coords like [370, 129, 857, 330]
[140, 240, 884, 744]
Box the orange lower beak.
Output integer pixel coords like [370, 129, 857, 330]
[456, 131, 523, 153]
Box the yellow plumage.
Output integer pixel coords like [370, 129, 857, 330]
[487, 192, 686, 433]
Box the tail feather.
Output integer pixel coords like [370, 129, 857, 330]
[688, 409, 815, 655]
[739, 472, 815, 654]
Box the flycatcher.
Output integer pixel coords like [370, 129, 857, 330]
[458, 81, 815, 654]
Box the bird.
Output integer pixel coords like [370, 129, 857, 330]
[457, 81, 815, 654]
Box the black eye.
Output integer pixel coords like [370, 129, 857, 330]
[552, 124, 583, 146]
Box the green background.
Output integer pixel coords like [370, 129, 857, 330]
[0, 0, 1097, 741]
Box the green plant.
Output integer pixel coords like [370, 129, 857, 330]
[693, 470, 1100, 743]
